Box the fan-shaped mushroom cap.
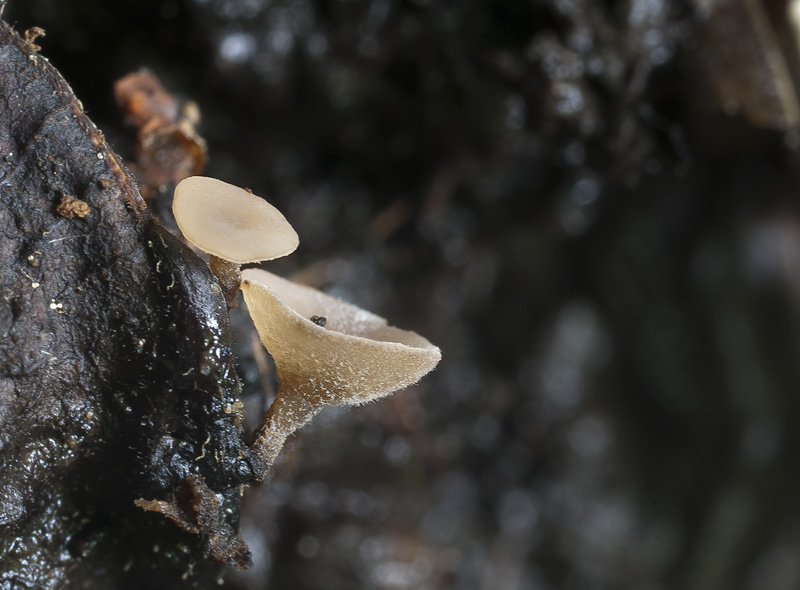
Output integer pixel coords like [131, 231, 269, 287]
[172, 176, 299, 264]
[241, 268, 441, 408]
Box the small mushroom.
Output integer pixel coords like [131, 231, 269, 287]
[172, 176, 299, 307]
[240, 268, 441, 477]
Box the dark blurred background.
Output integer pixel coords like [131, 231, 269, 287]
[8, 0, 800, 588]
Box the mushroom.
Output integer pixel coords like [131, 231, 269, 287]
[171, 176, 441, 478]
[240, 268, 441, 477]
[172, 176, 299, 307]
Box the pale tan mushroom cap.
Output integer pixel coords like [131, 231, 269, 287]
[173, 176, 299, 264]
[241, 268, 442, 406]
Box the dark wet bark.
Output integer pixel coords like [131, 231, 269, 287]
[0, 18, 252, 589]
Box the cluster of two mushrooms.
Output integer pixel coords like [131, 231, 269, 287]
[172, 177, 441, 478]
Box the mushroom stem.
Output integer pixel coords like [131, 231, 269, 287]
[249, 385, 321, 480]
[208, 254, 241, 309]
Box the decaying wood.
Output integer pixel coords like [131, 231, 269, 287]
[0, 17, 252, 589]
[114, 69, 207, 199]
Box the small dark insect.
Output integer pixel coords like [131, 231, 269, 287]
[310, 315, 327, 327]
